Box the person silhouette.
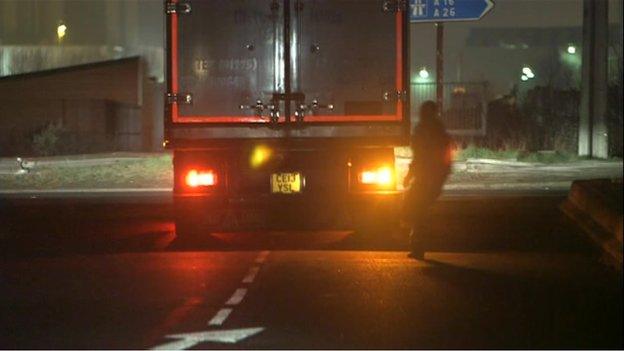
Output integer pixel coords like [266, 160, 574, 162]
[402, 101, 453, 259]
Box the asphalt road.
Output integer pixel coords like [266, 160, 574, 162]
[0, 193, 622, 349]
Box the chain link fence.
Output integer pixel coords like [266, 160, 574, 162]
[411, 82, 489, 137]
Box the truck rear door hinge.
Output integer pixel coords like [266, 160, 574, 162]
[382, 0, 407, 12]
[167, 93, 193, 105]
[166, 1, 191, 14]
[383, 90, 407, 102]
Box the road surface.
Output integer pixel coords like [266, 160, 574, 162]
[0, 193, 622, 349]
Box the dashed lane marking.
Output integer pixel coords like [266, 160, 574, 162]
[208, 308, 233, 326]
[242, 266, 260, 284]
[151, 251, 271, 349]
[225, 288, 248, 306]
[255, 250, 270, 264]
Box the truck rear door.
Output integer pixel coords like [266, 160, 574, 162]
[293, 0, 403, 123]
[169, 0, 279, 123]
[166, 0, 408, 140]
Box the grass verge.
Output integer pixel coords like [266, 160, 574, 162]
[0, 154, 172, 189]
[455, 145, 589, 163]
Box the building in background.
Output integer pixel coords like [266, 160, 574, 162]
[0, 0, 163, 81]
[0, 57, 162, 156]
[0, 0, 164, 156]
[0, 0, 621, 155]
[409, 0, 621, 96]
[464, 26, 583, 94]
[408, 0, 622, 154]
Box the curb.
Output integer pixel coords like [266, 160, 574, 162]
[465, 158, 538, 167]
[0, 188, 171, 194]
[0, 157, 155, 173]
[561, 179, 623, 270]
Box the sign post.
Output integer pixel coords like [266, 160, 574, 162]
[436, 22, 444, 115]
[410, 0, 494, 116]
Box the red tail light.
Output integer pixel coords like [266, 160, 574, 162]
[358, 166, 395, 187]
[185, 169, 217, 187]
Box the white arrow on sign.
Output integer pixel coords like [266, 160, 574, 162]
[151, 327, 264, 350]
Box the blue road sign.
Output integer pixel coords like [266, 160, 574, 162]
[409, 0, 494, 23]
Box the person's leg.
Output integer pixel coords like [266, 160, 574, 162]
[407, 176, 445, 259]
[408, 210, 427, 259]
[404, 182, 425, 258]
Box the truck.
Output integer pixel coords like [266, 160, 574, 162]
[164, 0, 410, 237]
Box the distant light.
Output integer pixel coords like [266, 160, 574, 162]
[453, 86, 466, 94]
[56, 23, 67, 41]
[567, 45, 577, 55]
[522, 66, 533, 75]
[418, 67, 430, 79]
[521, 75, 529, 81]
[526, 71, 535, 79]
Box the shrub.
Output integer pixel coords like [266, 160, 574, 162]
[456, 144, 521, 161]
[32, 122, 65, 156]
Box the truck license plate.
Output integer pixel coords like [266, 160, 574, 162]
[271, 172, 303, 194]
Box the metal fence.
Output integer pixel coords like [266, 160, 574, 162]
[411, 81, 489, 137]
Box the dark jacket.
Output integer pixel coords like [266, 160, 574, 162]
[403, 117, 452, 220]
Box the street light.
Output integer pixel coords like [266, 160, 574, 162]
[521, 66, 535, 81]
[418, 67, 430, 79]
[567, 45, 577, 55]
[57, 22, 67, 43]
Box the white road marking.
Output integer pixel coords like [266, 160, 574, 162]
[151, 327, 264, 350]
[225, 288, 247, 305]
[208, 308, 233, 326]
[152, 250, 271, 349]
[255, 250, 270, 263]
[242, 266, 260, 283]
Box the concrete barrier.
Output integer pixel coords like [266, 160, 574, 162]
[561, 179, 623, 269]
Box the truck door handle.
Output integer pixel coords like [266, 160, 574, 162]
[239, 100, 267, 116]
[310, 99, 334, 111]
[239, 100, 280, 122]
[295, 99, 334, 121]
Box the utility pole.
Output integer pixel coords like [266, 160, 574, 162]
[436, 22, 444, 116]
[579, 0, 609, 158]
